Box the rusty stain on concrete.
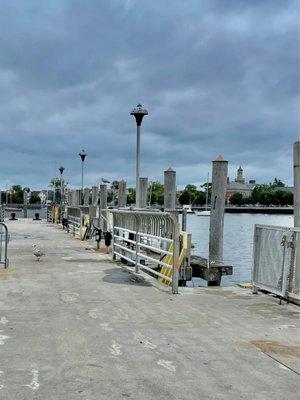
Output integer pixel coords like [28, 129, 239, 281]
[250, 340, 300, 358]
[0, 270, 19, 279]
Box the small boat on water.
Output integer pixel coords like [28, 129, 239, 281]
[195, 210, 210, 216]
[182, 205, 194, 214]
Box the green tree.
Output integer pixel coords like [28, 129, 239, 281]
[50, 178, 61, 188]
[127, 188, 136, 205]
[149, 181, 164, 205]
[275, 190, 293, 206]
[229, 192, 244, 206]
[178, 184, 198, 205]
[11, 185, 24, 204]
[111, 181, 119, 190]
[29, 192, 41, 204]
[251, 185, 276, 205]
[271, 178, 285, 188]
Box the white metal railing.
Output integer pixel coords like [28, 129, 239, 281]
[67, 215, 83, 239]
[252, 224, 300, 302]
[0, 223, 9, 268]
[111, 210, 181, 294]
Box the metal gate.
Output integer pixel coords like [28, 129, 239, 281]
[252, 224, 299, 302]
[0, 223, 9, 268]
[111, 210, 181, 294]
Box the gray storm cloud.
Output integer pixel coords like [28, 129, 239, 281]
[0, 0, 299, 189]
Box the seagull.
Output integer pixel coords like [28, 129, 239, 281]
[32, 244, 45, 261]
[101, 177, 110, 184]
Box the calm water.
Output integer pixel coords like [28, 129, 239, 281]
[185, 213, 294, 286]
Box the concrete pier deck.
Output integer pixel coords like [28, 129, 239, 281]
[0, 219, 299, 399]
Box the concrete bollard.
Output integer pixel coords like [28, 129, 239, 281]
[23, 191, 28, 218]
[92, 186, 98, 206]
[74, 190, 81, 206]
[67, 191, 72, 206]
[164, 167, 176, 211]
[83, 188, 90, 206]
[139, 177, 148, 209]
[99, 184, 108, 232]
[118, 180, 127, 208]
[209, 155, 228, 277]
[294, 141, 300, 227]
[100, 184, 107, 209]
[293, 141, 300, 295]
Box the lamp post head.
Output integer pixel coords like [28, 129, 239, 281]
[130, 104, 148, 126]
[79, 149, 87, 162]
[58, 166, 65, 175]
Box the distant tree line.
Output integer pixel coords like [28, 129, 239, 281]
[0, 185, 41, 204]
[229, 179, 293, 206]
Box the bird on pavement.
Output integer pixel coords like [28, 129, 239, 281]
[32, 244, 45, 261]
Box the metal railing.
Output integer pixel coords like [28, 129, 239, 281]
[46, 206, 53, 222]
[0, 223, 9, 268]
[111, 210, 181, 294]
[67, 214, 83, 239]
[252, 224, 300, 302]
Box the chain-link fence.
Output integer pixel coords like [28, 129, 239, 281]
[252, 224, 299, 303]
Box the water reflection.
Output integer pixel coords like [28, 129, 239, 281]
[186, 213, 294, 285]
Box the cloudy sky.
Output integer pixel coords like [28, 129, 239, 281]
[0, 0, 299, 190]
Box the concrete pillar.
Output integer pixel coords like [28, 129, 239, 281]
[100, 184, 107, 209]
[209, 155, 228, 264]
[118, 180, 127, 208]
[91, 186, 98, 206]
[139, 177, 148, 208]
[99, 184, 108, 232]
[23, 191, 28, 218]
[67, 191, 72, 206]
[74, 190, 81, 206]
[83, 188, 90, 206]
[164, 167, 176, 211]
[294, 141, 300, 227]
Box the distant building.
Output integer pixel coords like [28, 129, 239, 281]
[226, 166, 256, 204]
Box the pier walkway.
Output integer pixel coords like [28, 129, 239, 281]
[0, 219, 299, 399]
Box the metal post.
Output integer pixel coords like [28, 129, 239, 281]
[182, 208, 187, 231]
[79, 211, 83, 240]
[164, 167, 176, 211]
[136, 125, 141, 208]
[135, 215, 140, 273]
[112, 214, 116, 260]
[171, 216, 180, 294]
[81, 161, 84, 205]
[209, 155, 228, 265]
[139, 177, 148, 209]
[130, 104, 148, 208]
[294, 141, 300, 227]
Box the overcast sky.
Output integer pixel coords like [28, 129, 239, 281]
[0, 0, 299, 190]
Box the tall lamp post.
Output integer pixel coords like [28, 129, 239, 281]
[58, 166, 65, 205]
[79, 149, 87, 205]
[130, 104, 148, 208]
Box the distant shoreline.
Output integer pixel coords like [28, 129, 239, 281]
[192, 206, 293, 214]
